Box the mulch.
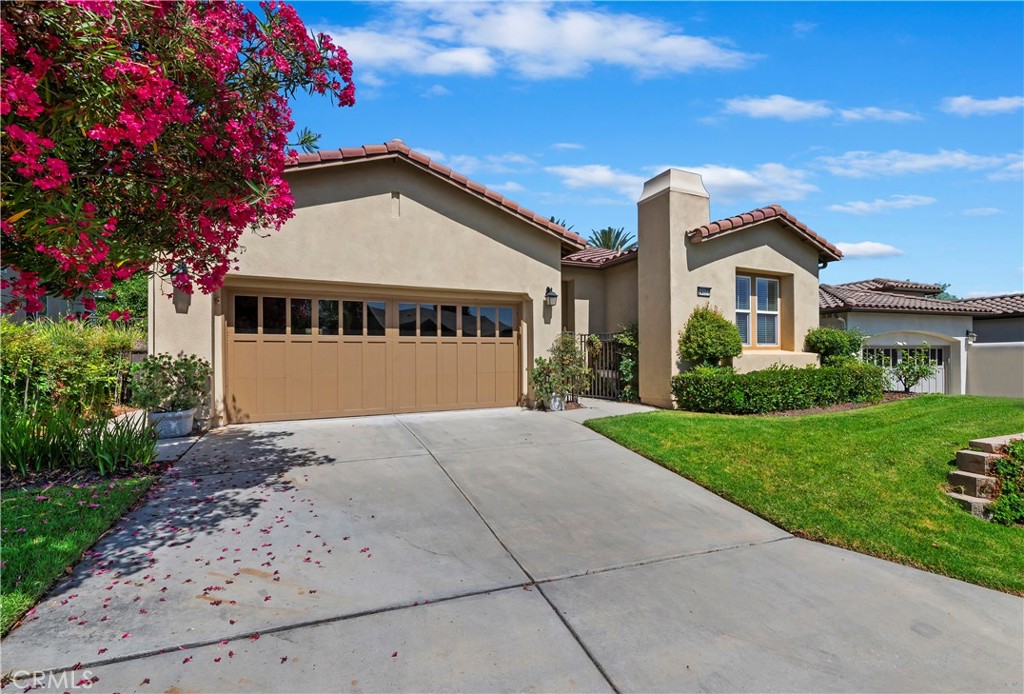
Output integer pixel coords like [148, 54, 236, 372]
[758, 391, 919, 417]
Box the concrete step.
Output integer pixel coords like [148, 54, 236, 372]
[947, 492, 993, 519]
[955, 449, 1002, 475]
[968, 433, 1024, 453]
[947, 470, 999, 499]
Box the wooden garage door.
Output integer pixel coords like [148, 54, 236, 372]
[225, 292, 519, 423]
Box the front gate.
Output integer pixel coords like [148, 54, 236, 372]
[576, 332, 622, 400]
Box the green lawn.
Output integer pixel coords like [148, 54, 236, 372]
[587, 395, 1024, 595]
[0, 477, 154, 635]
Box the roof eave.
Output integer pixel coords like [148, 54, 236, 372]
[687, 217, 843, 263]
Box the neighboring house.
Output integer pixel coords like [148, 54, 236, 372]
[150, 141, 842, 425]
[819, 280, 1024, 397]
[0, 268, 88, 321]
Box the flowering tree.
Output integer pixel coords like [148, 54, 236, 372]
[1, 0, 354, 316]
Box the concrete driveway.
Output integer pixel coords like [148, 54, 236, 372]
[4, 402, 1022, 693]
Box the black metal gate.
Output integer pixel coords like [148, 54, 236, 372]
[577, 332, 622, 400]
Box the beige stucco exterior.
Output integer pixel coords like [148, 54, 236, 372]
[635, 170, 822, 408]
[151, 158, 565, 425]
[967, 342, 1024, 398]
[561, 262, 639, 335]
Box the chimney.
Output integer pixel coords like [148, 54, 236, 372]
[636, 169, 710, 408]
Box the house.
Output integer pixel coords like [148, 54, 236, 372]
[150, 141, 841, 424]
[819, 280, 1024, 397]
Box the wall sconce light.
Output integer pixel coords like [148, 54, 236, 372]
[544, 286, 558, 307]
[966, 330, 977, 345]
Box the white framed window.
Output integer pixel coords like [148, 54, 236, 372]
[735, 276, 751, 346]
[755, 277, 779, 346]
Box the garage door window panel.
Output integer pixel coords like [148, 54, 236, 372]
[366, 302, 386, 336]
[235, 295, 258, 334]
[319, 300, 340, 336]
[342, 301, 363, 336]
[498, 307, 514, 338]
[461, 306, 478, 337]
[291, 298, 312, 335]
[263, 297, 286, 335]
[440, 305, 457, 337]
[480, 307, 496, 338]
[399, 303, 417, 336]
[420, 304, 438, 336]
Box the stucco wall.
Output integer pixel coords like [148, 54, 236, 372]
[604, 260, 639, 333]
[562, 266, 606, 333]
[151, 158, 565, 423]
[973, 316, 1024, 343]
[967, 342, 1024, 398]
[841, 311, 973, 395]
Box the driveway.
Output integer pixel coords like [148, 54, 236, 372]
[4, 402, 1022, 692]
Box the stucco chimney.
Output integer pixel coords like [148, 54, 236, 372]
[636, 168, 710, 408]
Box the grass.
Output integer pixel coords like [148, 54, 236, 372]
[0, 477, 154, 635]
[587, 395, 1024, 595]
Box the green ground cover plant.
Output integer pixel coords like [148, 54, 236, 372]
[990, 438, 1024, 526]
[0, 478, 154, 635]
[587, 395, 1024, 594]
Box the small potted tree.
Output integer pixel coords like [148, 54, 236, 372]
[130, 353, 212, 438]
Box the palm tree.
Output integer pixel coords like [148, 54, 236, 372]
[548, 215, 575, 231]
[587, 226, 636, 251]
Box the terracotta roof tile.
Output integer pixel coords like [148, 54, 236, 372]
[285, 141, 586, 248]
[819, 284, 990, 315]
[562, 246, 638, 268]
[687, 204, 842, 263]
[837, 278, 943, 294]
[952, 293, 1024, 317]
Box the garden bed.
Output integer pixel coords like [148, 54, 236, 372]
[759, 391, 918, 417]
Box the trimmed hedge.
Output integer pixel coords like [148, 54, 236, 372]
[671, 363, 885, 414]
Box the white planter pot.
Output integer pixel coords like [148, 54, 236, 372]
[148, 408, 196, 439]
[549, 392, 565, 412]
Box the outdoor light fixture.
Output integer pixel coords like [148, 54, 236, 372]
[544, 286, 558, 307]
[966, 330, 977, 345]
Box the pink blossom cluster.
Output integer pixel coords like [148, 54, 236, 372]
[1, 0, 355, 315]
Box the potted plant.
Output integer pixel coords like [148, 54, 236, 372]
[528, 334, 596, 411]
[528, 357, 560, 410]
[130, 353, 212, 438]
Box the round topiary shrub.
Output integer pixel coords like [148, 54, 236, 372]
[678, 305, 743, 368]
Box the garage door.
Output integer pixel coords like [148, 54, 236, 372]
[225, 291, 520, 423]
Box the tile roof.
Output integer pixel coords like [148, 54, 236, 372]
[836, 278, 943, 295]
[819, 284, 991, 315]
[951, 293, 1024, 317]
[561, 246, 638, 268]
[285, 140, 586, 249]
[687, 204, 843, 263]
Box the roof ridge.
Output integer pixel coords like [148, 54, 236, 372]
[285, 140, 586, 249]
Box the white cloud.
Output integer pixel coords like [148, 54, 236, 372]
[940, 95, 1024, 116]
[552, 142, 584, 150]
[988, 156, 1024, 181]
[723, 94, 832, 121]
[792, 21, 817, 37]
[545, 164, 645, 199]
[838, 107, 920, 122]
[827, 194, 936, 215]
[835, 241, 904, 259]
[427, 150, 536, 175]
[421, 84, 452, 98]
[684, 163, 819, 203]
[963, 207, 1003, 217]
[488, 181, 525, 193]
[319, 4, 751, 81]
[817, 149, 1020, 178]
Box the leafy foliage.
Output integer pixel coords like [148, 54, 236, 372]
[1, 0, 355, 313]
[671, 363, 885, 414]
[1, 316, 142, 415]
[868, 343, 938, 393]
[678, 305, 743, 368]
[95, 273, 149, 323]
[131, 353, 212, 412]
[805, 327, 866, 366]
[529, 333, 593, 408]
[586, 226, 636, 251]
[990, 438, 1024, 526]
[614, 322, 640, 402]
[1, 400, 156, 477]
[548, 215, 575, 231]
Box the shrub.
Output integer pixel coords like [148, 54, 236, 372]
[1, 400, 156, 477]
[528, 357, 557, 409]
[805, 327, 866, 366]
[671, 362, 885, 414]
[678, 305, 742, 368]
[0, 317, 143, 416]
[528, 334, 593, 408]
[990, 438, 1024, 526]
[867, 343, 938, 393]
[131, 353, 212, 412]
[614, 322, 639, 402]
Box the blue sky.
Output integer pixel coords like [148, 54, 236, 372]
[286, 2, 1023, 298]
